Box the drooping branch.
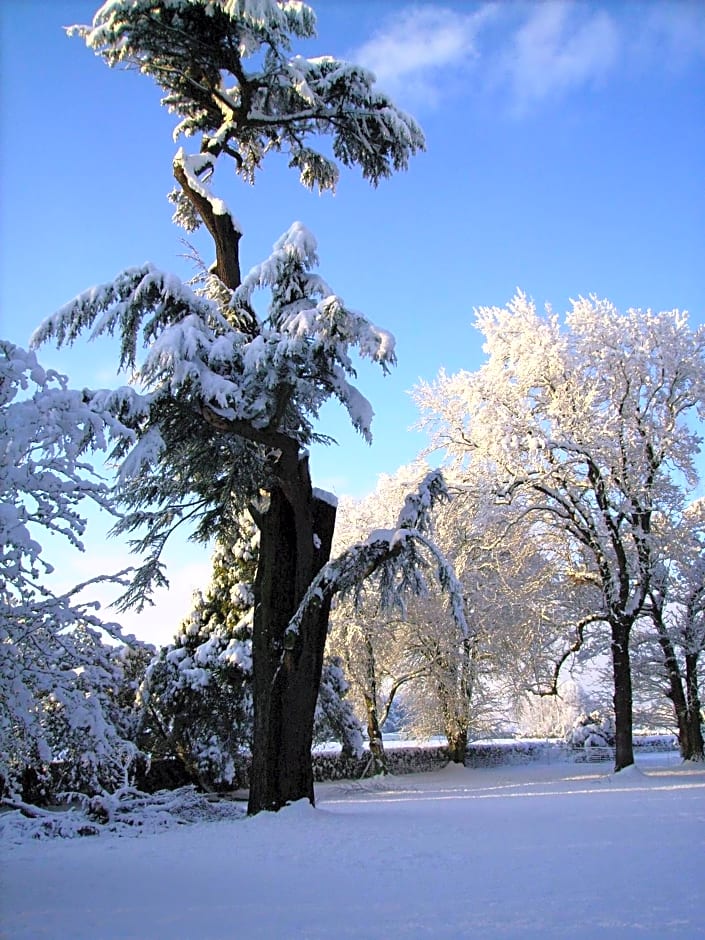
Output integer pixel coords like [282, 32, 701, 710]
[286, 524, 470, 650]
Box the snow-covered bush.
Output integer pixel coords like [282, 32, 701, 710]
[0, 785, 245, 843]
[566, 711, 616, 749]
[314, 656, 364, 758]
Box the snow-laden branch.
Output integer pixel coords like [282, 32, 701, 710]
[72, 1, 424, 191]
[34, 223, 396, 462]
[1, 341, 153, 799]
[285, 470, 470, 646]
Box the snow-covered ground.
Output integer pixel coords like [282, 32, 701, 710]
[2, 753, 704, 939]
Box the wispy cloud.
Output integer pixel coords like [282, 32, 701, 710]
[497, 3, 619, 113]
[353, 1, 705, 116]
[354, 4, 498, 107]
[636, 2, 705, 72]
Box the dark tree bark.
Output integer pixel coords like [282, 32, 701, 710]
[445, 727, 468, 764]
[363, 693, 387, 775]
[357, 633, 386, 774]
[651, 603, 702, 760]
[248, 452, 336, 814]
[174, 161, 242, 290]
[611, 620, 635, 771]
[684, 651, 704, 761]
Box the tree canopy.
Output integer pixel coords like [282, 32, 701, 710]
[416, 293, 705, 769]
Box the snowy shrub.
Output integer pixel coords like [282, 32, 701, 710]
[138, 639, 252, 790]
[314, 656, 364, 757]
[0, 785, 245, 842]
[566, 711, 616, 748]
[137, 527, 257, 789]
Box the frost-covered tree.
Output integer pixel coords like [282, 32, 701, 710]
[640, 500, 705, 759]
[33, 0, 425, 814]
[676, 502, 705, 755]
[389, 594, 481, 762]
[329, 464, 481, 764]
[0, 340, 148, 802]
[416, 295, 705, 771]
[329, 466, 431, 770]
[517, 680, 590, 740]
[434, 485, 605, 729]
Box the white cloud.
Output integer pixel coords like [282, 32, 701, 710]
[356, 2, 705, 118]
[354, 4, 498, 107]
[636, 2, 705, 72]
[499, 2, 620, 112]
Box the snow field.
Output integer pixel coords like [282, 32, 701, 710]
[1, 753, 704, 939]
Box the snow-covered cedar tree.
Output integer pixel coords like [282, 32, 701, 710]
[0, 340, 152, 803]
[415, 295, 705, 772]
[139, 518, 362, 788]
[33, 0, 425, 814]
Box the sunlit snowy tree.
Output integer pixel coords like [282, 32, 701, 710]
[33, 0, 431, 813]
[329, 465, 483, 765]
[0, 340, 148, 802]
[640, 499, 705, 759]
[416, 294, 705, 771]
[329, 466, 431, 771]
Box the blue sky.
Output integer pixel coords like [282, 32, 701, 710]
[2, 0, 704, 643]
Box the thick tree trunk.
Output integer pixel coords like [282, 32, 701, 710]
[363, 694, 387, 775]
[684, 652, 704, 761]
[652, 611, 694, 759]
[611, 621, 635, 771]
[248, 455, 336, 814]
[445, 727, 468, 764]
